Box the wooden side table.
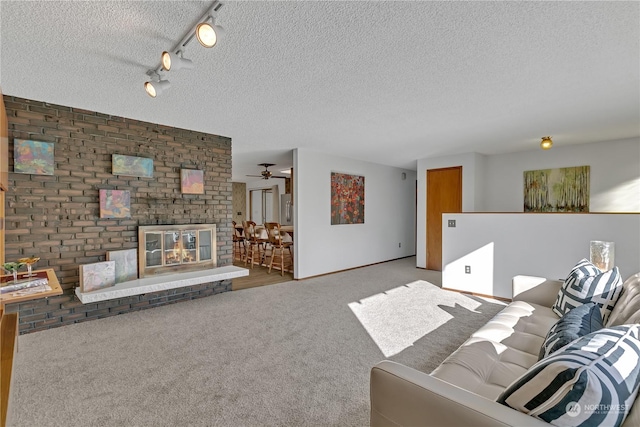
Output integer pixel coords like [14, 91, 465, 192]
[0, 269, 62, 308]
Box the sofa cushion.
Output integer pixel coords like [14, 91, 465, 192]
[538, 302, 603, 360]
[497, 325, 640, 427]
[552, 258, 623, 323]
[431, 301, 559, 400]
[607, 273, 640, 327]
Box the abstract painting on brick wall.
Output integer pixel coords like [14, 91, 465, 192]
[13, 139, 54, 175]
[106, 249, 138, 283]
[181, 169, 204, 194]
[112, 154, 153, 178]
[524, 165, 590, 212]
[331, 172, 365, 225]
[80, 261, 116, 293]
[99, 189, 131, 218]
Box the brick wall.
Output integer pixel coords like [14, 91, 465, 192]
[2, 95, 233, 333]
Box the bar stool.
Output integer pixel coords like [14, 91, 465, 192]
[232, 221, 245, 261]
[243, 220, 267, 268]
[264, 222, 293, 276]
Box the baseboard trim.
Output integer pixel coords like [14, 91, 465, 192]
[295, 255, 416, 281]
[442, 287, 512, 303]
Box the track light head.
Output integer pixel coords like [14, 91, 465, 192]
[196, 22, 224, 48]
[161, 51, 194, 71]
[144, 78, 171, 98]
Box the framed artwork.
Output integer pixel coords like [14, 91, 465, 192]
[524, 165, 590, 212]
[181, 169, 204, 194]
[112, 154, 153, 178]
[331, 172, 365, 225]
[99, 189, 131, 218]
[106, 249, 138, 283]
[80, 261, 116, 293]
[14, 139, 54, 175]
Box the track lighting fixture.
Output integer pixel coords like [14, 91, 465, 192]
[144, 72, 171, 98]
[161, 51, 194, 71]
[196, 22, 225, 48]
[145, 1, 224, 97]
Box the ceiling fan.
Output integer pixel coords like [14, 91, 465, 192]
[246, 163, 288, 180]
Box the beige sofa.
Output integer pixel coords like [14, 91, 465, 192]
[370, 273, 640, 427]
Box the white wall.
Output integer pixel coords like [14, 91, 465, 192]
[483, 138, 640, 212]
[416, 137, 640, 269]
[442, 213, 640, 299]
[294, 148, 417, 279]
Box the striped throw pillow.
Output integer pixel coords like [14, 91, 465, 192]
[539, 302, 603, 360]
[498, 325, 640, 427]
[552, 258, 623, 323]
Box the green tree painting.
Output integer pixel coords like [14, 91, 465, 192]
[524, 166, 590, 212]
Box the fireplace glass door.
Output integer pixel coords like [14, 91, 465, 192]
[139, 224, 216, 277]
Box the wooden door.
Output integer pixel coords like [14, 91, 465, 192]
[426, 166, 462, 271]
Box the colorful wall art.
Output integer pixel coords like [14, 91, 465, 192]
[331, 172, 365, 225]
[524, 165, 590, 212]
[79, 261, 116, 293]
[99, 189, 131, 218]
[112, 154, 153, 178]
[181, 169, 204, 194]
[14, 139, 54, 175]
[106, 249, 138, 283]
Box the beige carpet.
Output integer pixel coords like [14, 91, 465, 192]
[11, 257, 505, 426]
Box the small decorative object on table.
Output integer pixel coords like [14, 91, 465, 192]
[18, 256, 40, 277]
[590, 240, 615, 271]
[2, 262, 25, 284]
[0, 260, 49, 294]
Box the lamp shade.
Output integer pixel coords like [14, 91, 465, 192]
[590, 241, 615, 271]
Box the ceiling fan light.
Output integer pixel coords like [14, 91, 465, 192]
[540, 136, 553, 150]
[144, 79, 171, 98]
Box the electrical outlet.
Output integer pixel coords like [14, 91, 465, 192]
[448, 219, 456, 227]
[398, 242, 401, 248]
[465, 265, 471, 274]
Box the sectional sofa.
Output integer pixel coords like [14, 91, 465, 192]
[371, 266, 640, 426]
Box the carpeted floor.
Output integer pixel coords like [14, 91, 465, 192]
[11, 257, 505, 426]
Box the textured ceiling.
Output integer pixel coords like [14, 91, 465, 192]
[1, 1, 638, 182]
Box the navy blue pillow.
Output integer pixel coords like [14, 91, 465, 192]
[538, 302, 603, 360]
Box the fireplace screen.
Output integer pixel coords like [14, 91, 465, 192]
[138, 224, 216, 277]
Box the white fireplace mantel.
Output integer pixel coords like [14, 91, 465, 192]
[75, 265, 248, 304]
